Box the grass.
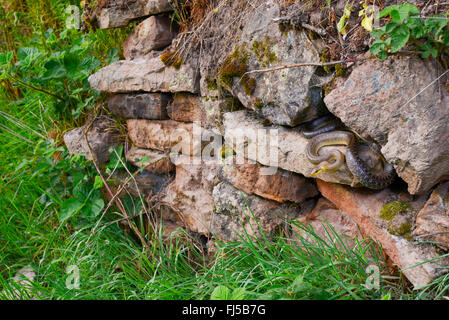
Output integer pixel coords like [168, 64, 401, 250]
[0, 0, 448, 300]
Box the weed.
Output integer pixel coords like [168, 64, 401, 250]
[370, 3, 449, 60]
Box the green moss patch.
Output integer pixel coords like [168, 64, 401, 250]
[205, 78, 218, 91]
[250, 36, 278, 67]
[379, 201, 412, 221]
[218, 44, 256, 96]
[387, 220, 412, 236]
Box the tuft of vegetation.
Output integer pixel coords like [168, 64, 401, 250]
[379, 201, 412, 221]
[160, 50, 183, 69]
[370, 3, 449, 60]
[218, 44, 257, 95]
[250, 36, 278, 68]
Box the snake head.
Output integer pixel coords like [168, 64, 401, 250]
[311, 165, 328, 176]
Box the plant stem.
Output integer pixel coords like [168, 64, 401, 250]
[14, 77, 65, 102]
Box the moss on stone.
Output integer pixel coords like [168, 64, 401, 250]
[240, 74, 256, 95]
[334, 63, 347, 77]
[254, 98, 264, 110]
[218, 44, 249, 89]
[218, 44, 257, 96]
[387, 220, 412, 236]
[160, 50, 182, 69]
[205, 77, 218, 91]
[221, 144, 236, 159]
[379, 201, 412, 221]
[219, 63, 247, 88]
[278, 22, 293, 34]
[223, 97, 244, 112]
[250, 36, 278, 67]
[321, 51, 332, 74]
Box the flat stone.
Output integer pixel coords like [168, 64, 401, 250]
[223, 0, 328, 126]
[414, 181, 449, 249]
[107, 93, 170, 120]
[63, 116, 122, 164]
[324, 56, 449, 194]
[2, 265, 37, 299]
[211, 181, 310, 241]
[96, 0, 172, 29]
[200, 97, 243, 132]
[167, 94, 241, 132]
[111, 169, 170, 199]
[292, 198, 362, 248]
[223, 110, 363, 186]
[167, 93, 202, 122]
[123, 15, 177, 60]
[161, 156, 221, 235]
[317, 179, 449, 288]
[127, 119, 222, 157]
[220, 161, 318, 203]
[126, 147, 175, 173]
[127, 119, 198, 155]
[88, 57, 199, 94]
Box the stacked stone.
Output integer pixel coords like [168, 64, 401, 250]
[82, 0, 337, 243]
[63, 0, 449, 287]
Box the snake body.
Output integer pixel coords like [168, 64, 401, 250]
[300, 115, 342, 139]
[303, 117, 396, 190]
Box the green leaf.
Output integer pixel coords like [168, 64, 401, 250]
[421, 47, 438, 59]
[63, 53, 81, 78]
[93, 175, 103, 189]
[79, 56, 100, 75]
[82, 198, 104, 219]
[388, 4, 420, 24]
[407, 17, 424, 38]
[378, 5, 398, 19]
[381, 292, 392, 300]
[211, 286, 231, 300]
[378, 50, 388, 60]
[60, 198, 84, 222]
[390, 24, 410, 52]
[435, 17, 449, 37]
[399, 3, 419, 16]
[107, 144, 125, 170]
[370, 27, 386, 38]
[230, 288, 246, 300]
[390, 9, 402, 24]
[73, 183, 91, 199]
[337, 15, 348, 35]
[370, 40, 385, 55]
[42, 60, 66, 79]
[385, 22, 398, 34]
[444, 29, 449, 45]
[291, 276, 312, 294]
[0, 51, 13, 66]
[16, 47, 43, 69]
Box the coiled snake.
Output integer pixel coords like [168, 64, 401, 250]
[302, 115, 396, 190]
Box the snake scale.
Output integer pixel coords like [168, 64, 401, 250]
[302, 115, 396, 190]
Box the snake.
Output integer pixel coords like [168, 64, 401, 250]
[302, 116, 396, 190]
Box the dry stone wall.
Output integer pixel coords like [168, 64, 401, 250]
[64, 0, 449, 288]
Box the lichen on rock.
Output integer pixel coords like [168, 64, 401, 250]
[379, 201, 412, 221]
